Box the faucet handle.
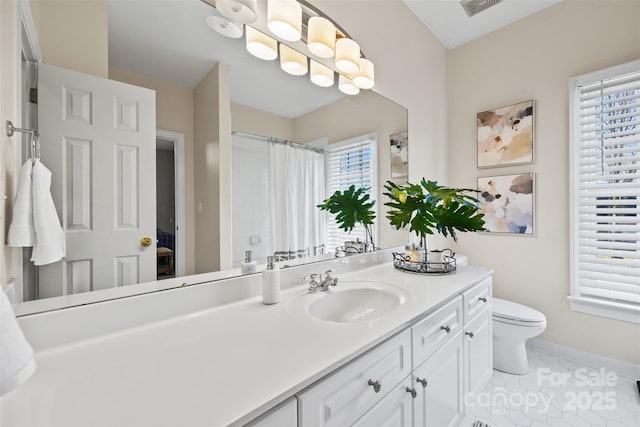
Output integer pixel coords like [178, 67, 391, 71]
[323, 270, 338, 287]
[305, 273, 320, 292]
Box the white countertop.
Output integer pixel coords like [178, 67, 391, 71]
[1, 263, 492, 427]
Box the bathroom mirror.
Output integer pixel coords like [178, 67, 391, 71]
[14, 0, 407, 316]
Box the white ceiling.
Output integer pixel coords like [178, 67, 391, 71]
[108, 0, 345, 119]
[403, 0, 562, 49]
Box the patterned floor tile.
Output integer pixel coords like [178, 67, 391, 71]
[461, 350, 640, 427]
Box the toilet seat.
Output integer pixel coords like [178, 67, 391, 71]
[492, 298, 546, 326]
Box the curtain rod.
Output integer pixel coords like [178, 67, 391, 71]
[232, 131, 324, 154]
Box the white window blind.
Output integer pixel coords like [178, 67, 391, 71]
[324, 134, 377, 251]
[569, 60, 640, 323]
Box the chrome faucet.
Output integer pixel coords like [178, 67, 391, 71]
[305, 270, 338, 293]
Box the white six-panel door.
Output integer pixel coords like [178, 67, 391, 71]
[37, 63, 156, 297]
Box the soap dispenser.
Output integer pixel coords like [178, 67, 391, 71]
[262, 256, 280, 305]
[241, 250, 257, 274]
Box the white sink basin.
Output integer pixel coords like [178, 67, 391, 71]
[288, 281, 408, 323]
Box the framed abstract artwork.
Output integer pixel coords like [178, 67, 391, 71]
[390, 131, 408, 178]
[477, 100, 534, 168]
[477, 173, 534, 235]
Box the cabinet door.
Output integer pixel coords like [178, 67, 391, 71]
[352, 377, 414, 427]
[245, 398, 297, 427]
[413, 333, 464, 427]
[464, 307, 493, 396]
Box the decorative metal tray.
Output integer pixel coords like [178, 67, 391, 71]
[392, 252, 457, 275]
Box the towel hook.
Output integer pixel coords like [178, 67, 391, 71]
[6, 120, 40, 162]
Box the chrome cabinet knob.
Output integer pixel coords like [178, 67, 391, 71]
[465, 331, 475, 339]
[478, 297, 488, 303]
[416, 377, 428, 388]
[367, 379, 382, 393]
[440, 325, 451, 334]
[405, 387, 417, 399]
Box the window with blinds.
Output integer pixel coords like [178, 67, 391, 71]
[569, 60, 640, 323]
[324, 134, 377, 252]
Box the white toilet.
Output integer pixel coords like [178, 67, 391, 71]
[492, 298, 546, 375]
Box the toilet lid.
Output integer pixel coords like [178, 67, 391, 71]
[493, 298, 546, 323]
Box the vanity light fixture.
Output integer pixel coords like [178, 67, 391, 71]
[307, 16, 336, 58]
[280, 45, 308, 76]
[267, 0, 302, 42]
[335, 38, 361, 74]
[338, 74, 360, 95]
[206, 14, 243, 39]
[310, 60, 334, 87]
[353, 58, 374, 89]
[216, 0, 257, 24]
[246, 26, 278, 60]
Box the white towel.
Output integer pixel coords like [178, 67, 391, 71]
[0, 288, 36, 396]
[31, 159, 65, 266]
[7, 161, 36, 247]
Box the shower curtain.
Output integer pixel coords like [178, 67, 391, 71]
[268, 142, 326, 260]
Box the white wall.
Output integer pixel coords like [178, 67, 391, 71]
[447, 0, 640, 364]
[1, 1, 20, 287]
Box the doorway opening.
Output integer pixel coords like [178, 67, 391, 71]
[156, 130, 186, 280]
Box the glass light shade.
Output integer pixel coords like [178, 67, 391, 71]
[216, 0, 257, 25]
[280, 45, 308, 76]
[353, 58, 374, 89]
[267, 0, 302, 42]
[246, 26, 277, 61]
[335, 38, 360, 74]
[307, 17, 336, 59]
[338, 75, 360, 95]
[310, 60, 334, 87]
[206, 15, 243, 39]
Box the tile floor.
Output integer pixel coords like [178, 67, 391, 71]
[461, 349, 640, 427]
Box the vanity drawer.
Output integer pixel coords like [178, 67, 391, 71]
[411, 296, 463, 367]
[297, 329, 411, 427]
[462, 277, 492, 323]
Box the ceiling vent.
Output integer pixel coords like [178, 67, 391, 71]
[460, 0, 503, 17]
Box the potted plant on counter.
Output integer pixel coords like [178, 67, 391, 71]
[317, 185, 376, 252]
[383, 179, 485, 267]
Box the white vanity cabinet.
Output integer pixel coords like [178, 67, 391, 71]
[412, 333, 465, 427]
[352, 377, 415, 427]
[462, 278, 493, 396]
[287, 277, 492, 427]
[297, 330, 412, 427]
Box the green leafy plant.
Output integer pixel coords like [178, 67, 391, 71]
[317, 185, 376, 247]
[383, 179, 484, 248]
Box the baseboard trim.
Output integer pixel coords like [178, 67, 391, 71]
[527, 338, 640, 380]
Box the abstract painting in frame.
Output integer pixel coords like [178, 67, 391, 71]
[390, 131, 408, 178]
[477, 100, 534, 168]
[477, 173, 534, 235]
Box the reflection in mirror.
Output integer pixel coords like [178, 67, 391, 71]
[15, 0, 407, 315]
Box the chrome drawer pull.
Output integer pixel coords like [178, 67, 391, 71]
[405, 387, 417, 399]
[465, 331, 475, 339]
[416, 377, 428, 388]
[367, 379, 382, 393]
[478, 297, 488, 303]
[440, 325, 451, 334]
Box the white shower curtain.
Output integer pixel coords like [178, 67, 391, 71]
[268, 142, 326, 260]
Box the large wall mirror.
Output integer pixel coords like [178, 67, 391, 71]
[14, 0, 407, 315]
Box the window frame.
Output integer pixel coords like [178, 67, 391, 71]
[318, 133, 379, 252]
[568, 59, 640, 324]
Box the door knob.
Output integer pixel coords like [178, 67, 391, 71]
[140, 237, 152, 247]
